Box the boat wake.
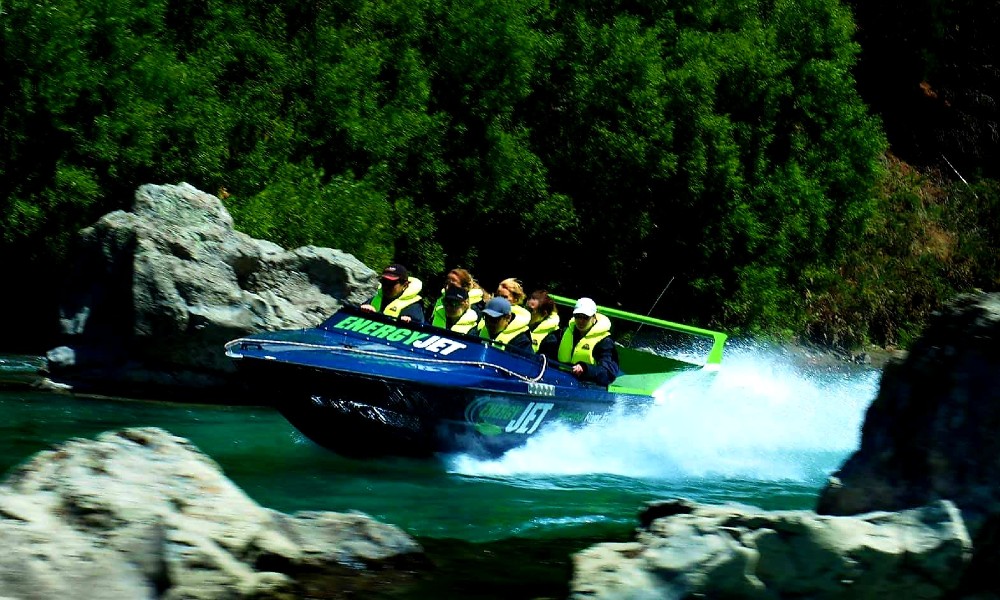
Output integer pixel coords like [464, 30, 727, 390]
[448, 341, 880, 483]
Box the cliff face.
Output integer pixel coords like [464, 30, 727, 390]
[816, 292, 1000, 535]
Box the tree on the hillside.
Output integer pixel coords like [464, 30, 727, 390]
[0, 0, 891, 348]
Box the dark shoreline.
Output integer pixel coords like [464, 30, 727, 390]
[406, 530, 633, 600]
[780, 340, 906, 371]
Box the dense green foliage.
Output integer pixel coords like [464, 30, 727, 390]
[803, 157, 1000, 347]
[1, 0, 995, 350]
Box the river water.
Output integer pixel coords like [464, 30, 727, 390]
[0, 343, 880, 596]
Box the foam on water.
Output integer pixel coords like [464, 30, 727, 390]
[449, 341, 880, 482]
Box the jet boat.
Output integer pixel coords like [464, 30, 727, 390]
[224, 295, 726, 457]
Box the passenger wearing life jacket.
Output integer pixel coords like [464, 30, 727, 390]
[430, 286, 482, 334]
[360, 263, 425, 323]
[558, 297, 619, 386]
[430, 268, 486, 319]
[480, 297, 534, 354]
[495, 277, 526, 307]
[493, 276, 532, 345]
[526, 290, 560, 360]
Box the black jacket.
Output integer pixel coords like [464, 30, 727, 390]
[535, 331, 560, 362]
[395, 301, 426, 324]
[498, 330, 535, 355]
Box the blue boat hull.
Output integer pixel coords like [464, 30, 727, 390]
[226, 307, 654, 457]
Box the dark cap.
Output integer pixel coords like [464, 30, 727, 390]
[482, 297, 512, 318]
[381, 264, 408, 281]
[444, 286, 469, 302]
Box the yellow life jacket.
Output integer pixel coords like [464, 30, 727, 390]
[481, 305, 531, 346]
[431, 305, 482, 334]
[558, 314, 612, 364]
[430, 286, 484, 314]
[371, 278, 423, 318]
[529, 312, 561, 352]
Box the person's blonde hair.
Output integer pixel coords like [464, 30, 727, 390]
[497, 278, 526, 305]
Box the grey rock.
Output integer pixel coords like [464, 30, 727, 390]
[816, 292, 1000, 535]
[813, 291, 1000, 596]
[44, 345, 75, 368]
[571, 499, 971, 599]
[0, 428, 424, 599]
[48, 183, 378, 396]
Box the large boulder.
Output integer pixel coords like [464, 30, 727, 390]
[0, 427, 425, 599]
[47, 183, 377, 397]
[571, 498, 970, 599]
[816, 292, 1000, 535]
[571, 293, 1000, 599]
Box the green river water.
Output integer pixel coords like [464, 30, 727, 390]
[0, 345, 881, 597]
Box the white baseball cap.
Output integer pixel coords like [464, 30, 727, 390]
[573, 297, 597, 317]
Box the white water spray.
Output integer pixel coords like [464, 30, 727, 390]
[449, 341, 880, 482]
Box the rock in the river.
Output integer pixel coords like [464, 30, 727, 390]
[0, 428, 425, 599]
[816, 292, 1000, 536]
[48, 183, 377, 397]
[571, 498, 970, 599]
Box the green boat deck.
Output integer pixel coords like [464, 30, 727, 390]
[549, 294, 728, 396]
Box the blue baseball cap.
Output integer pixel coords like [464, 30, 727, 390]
[482, 297, 512, 318]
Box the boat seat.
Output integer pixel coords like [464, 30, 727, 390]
[609, 345, 702, 396]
